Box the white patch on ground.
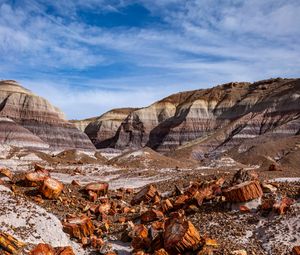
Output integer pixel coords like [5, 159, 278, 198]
[0, 185, 86, 254]
[270, 177, 300, 182]
[255, 203, 300, 253]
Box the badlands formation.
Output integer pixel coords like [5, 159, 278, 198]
[0, 80, 94, 150]
[0, 78, 299, 255]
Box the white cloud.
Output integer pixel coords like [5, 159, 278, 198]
[0, 0, 299, 119]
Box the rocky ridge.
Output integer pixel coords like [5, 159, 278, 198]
[75, 78, 300, 170]
[0, 80, 94, 150]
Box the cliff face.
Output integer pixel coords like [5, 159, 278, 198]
[0, 80, 95, 150]
[82, 78, 299, 160]
[83, 108, 138, 148]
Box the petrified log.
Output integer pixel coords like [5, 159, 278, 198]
[63, 215, 94, 239]
[141, 209, 164, 223]
[88, 190, 98, 202]
[29, 243, 55, 255]
[0, 168, 13, 180]
[129, 224, 150, 251]
[85, 182, 109, 196]
[173, 194, 189, 209]
[163, 215, 201, 253]
[223, 181, 263, 202]
[154, 248, 169, 255]
[292, 246, 300, 255]
[0, 232, 25, 254]
[161, 199, 173, 213]
[40, 177, 64, 199]
[25, 169, 50, 187]
[55, 246, 75, 255]
[131, 184, 159, 205]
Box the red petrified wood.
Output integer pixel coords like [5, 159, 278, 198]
[163, 213, 201, 253]
[30, 243, 55, 255]
[292, 246, 300, 255]
[0, 168, 13, 180]
[85, 182, 109, 196]
[55, 246, 75, 255]
[130, 224, 150, 251]
[131, 185, 159, 205]
[40, 177, 64, 199]
[63, 215, 95, 239]
[223, 181, 263, 202]
[25, 169, 50, 187]
[141, 209, 164, 223]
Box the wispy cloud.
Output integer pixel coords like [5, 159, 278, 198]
[0, 0, 299, 119]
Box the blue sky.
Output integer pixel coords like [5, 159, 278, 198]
[0, 0, 299, 119]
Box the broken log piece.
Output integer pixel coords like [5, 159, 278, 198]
[223, 181, 263, 202]
[98, 202, 111, 214]
[25, 169, 50, 187]
[130, 224, 150, 251]
[141, 209, 164, 223]
[163, 216, 201, 253]
[88, 190, 98, 202]
[0, 168, 13, 180]
[90, 235, 104, 249]
[173, 194, 189, 209]
[63, 215, 94, 239]
[40, 177, 64, 199]
[29, 243, 55, 255]
[55, 246, 75, 255]
[292, 246, 300, 255]
[85, 182, 109, 196]
[131, 185, 159, 205]
[154, 248, 169, 255]
[160, 199, 173, 213]
[0, 232, 26, 254]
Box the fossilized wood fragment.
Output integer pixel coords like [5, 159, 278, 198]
[0, 232, 25, 254]
[55, 246, 75, 255]
[29, 243, 55, 255]
[131, 184, 159, 205]
[129, 224, 150, 251]
[25, 169, 50, 187]
[0, 168, 13, 180]
[63, 215, 95, 239]
[141, 209, 164, 223]
[40, 177, 64, 199]
[292, 246, 300, 255]
[223, 181, 263, 202]
[163, 216, 201, 253]
[85, 182, 109, 196]
[160, 199, 173, 213]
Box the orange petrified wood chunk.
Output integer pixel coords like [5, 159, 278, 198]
[163, 213, 201, 253]
[292, 246, 300, 255]
[222, 181, 263, 202]
[131, 185, 159, 205]
[85, 182, 109, 196]
[55, 246, 75, 255]
[25, 169, 50, 187]
[63, 215, 95, 239]
[29, 243, 55, 255]
[0, 231, 26, 254]
[40, 177, 64, 199]
[0, 168, 13, 180]
[141, 209, 164, 223]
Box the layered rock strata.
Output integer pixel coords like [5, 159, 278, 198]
[79, 78, 300, 164]
[0, 80, 94, 150]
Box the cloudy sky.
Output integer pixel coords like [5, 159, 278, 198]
[0, 0, 299, 119]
